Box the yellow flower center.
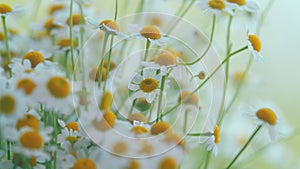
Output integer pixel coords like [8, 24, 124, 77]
[248, 34, 262, 52]
[128, 113, 147, 124]
[13, 154, 37, 167]
[0, 4, 13, 14]
[140, 25, 161, 40]
[131, 126, 149, 134]
[154, 52, 177, 66]
[208, 0, 226, 10]
[103, 60, 116, 70]
[127, 160, 140, 169]
[19, 131, 44, 149]
[66, 121, 79, 131]
[49, 4, 65, 15]
[227, 0, 246, 6]
[140, 78, 159, 93]
[88, 67, 107, 82]
[214, 125, 220, 144]
[44, 18, 63, 30]
[47, 76, 70, 98]
[57, 38, 78, 48]
[256, 108, 277, 125]
[17, 114, 40, 130]
[22, 51, 45, 68]
[66, 136, 79, 146]
[66, 14, 85, 26]
[0, 32, 5, 41]
[99, 19, 120, 32]
[151, 121, 171, 135]
[0, 95, 16, 115]
[99, 91, 113, 111]
[17, 78, 37, 95]
[73, 158, 96, 169]
[93, 110, 117, 131]
[198, 71, 206, 80]
[164, 133, 185, 148]
[178, 91, 199, 106]
[160, 157, 178, 169]
[113, 141, 128, 155]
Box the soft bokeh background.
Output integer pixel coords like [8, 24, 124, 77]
[4, 0, 300, 167]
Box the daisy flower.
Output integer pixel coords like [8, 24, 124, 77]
[0, 3, 22, 17]
[127, 24, 169, 46]
[204, 122, 220, 156]
[128, 68, 162, 103]
[247, 32, 264, 62]
[227, 0, 259, 13]
[86, 17, 122, 36]
[57, 120, 82, 150]
[247, 106, 278, 140]
[198, 0, 238, 15]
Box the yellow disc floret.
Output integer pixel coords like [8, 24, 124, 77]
[151, 121, 171, 135]
[131, 126, 149, 134]
[99, 91, 113, 111]
[17, 114, 40, 130]
[66, 121, 79, 131]
[113, 141, 128, 155]
[47, 76, 70, 98]
[57, 38, 78, 48]
[214, 125, 220, 144]
[49, 4, 65, 15]
[227, 0, 246, 6]
[22, 51, 45, 68]
[0, 4, 13, 14]
[256, 108, 277, 125]
[99, 19, 120, 32]
[140, 25, 161, 40]
[140, 78, 159, 93]
[17, 78, 37, 95]
[208, 0, 226, 10]
[19, 131, 44, 149]
[248, 34, 262, 52]
[128, 113, 147, 124]
[127, 160, 140, 169]
[66, 14, 85, 26]
[160, 157, 178, 169]
[73, 158, 96, 169]
[178, 91, 199, 106]
[154, 52, 177, 66]
[0, 95, 16, 115]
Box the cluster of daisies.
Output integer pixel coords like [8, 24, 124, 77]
[0, 0, 288, 169]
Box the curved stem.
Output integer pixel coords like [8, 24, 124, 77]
[226, 125, 262, 169]
[156, 75, 167, 122]
[69, 0, 76, 80]
[103, 35, 114, 91]
[1, 16, 12, 77]
[182, 14, 216, 66]
[98, 33, 109, 88]
[187, 132, 212, 137]
[114, 0, 118, 21]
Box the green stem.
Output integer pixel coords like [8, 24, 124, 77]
[1, 16, 12, 77]
[183, 109, 188, 133]
[128, 99, 137, 115]
[143, 39, 151, 62]
[167, 0, 197, 34]
[6, 140, 11, 160]
[175, 0, 188, 16]
[154, 46, 248, 122]
[203, 151, 212, 169]
[53, 113, 58, 169]
[182, 14, 216, 66]
[69, 0, 76, 80]
[187, 132, 212, 137]
[114, 0, 118, 21]
[64, 51, 70, 78]
[225, 125, 262, 169]
[217, 15, 233, 125]
[156, 75, 166, 122]
[103, 35, 114, 91]
[98, 33, 109, 88]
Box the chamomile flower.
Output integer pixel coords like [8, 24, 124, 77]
[20, 50, 52, 68]
[86, 17, 121, 36]
[128, 68, 162, 103]
[198, 0, 238, 15]
[247, 32, 264, 62]
[57, 120, 82, 149]
[247, 106, 279, 140]
[204, 122, 220, 156]
[0, 3, 22, 17]
[128, 24, 169, 46]
[227, 0, 259, 13]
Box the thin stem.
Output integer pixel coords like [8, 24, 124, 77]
[187, 132, 212, 137]
[69, 0, 76, 80]
[217, 15, 233, 125]
[114, 0, 118, 21]
[182, 14, 216, 66]
[156, 75, 166, 122]
[98, 33, 109, 88]
[53, 113, 58, 169]
[6, 140, 11, 160]
[1, 16, 12, 77]
[128, 99, 137, 115]
[64, 51, 70, 78]
[143, 39, 151, 62]
[225, 125, 262, 169]
[167, 0, 197, 34]
[175, 0, 188, 16]
[183, 109, 188, 133]
[203, 151, 212, 169]
[103, 35, 114, 91]
[154, 46, 248, 122]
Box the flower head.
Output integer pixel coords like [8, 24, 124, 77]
[198, 0, 238, 15]
[227, 0, 259, 13]
[247, 33, 264, 62]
